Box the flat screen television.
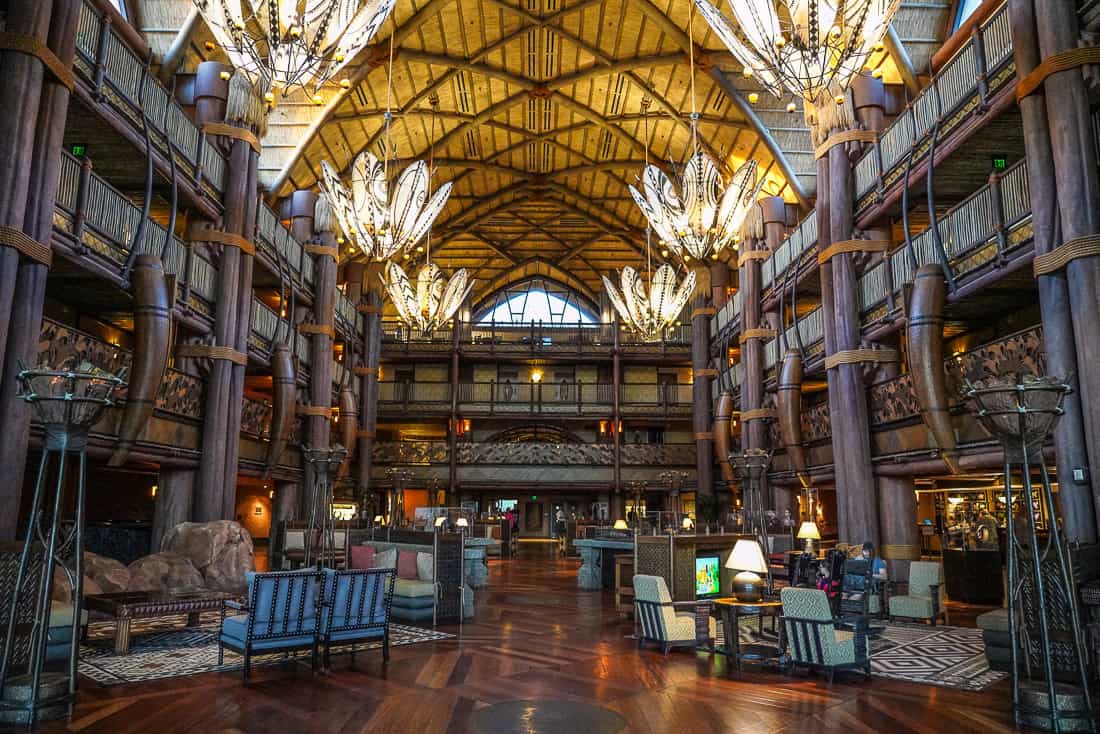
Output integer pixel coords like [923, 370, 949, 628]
[695, 554, 721, 598]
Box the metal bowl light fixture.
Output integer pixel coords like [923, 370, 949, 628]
[693, 0, 900, 103]
[193, 0, 397, 96]
[603, 265, 695, 342]
[319, 153, 453, 261]
[629, 156, 764, 263]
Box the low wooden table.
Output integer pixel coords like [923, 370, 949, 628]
[713, 598, 784, 673]
[84, 589, 242, 655]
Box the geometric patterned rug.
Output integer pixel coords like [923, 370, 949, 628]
[78, 612, 454, 686]
[731, 618, 1007, 691]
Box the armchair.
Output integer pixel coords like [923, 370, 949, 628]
[779, 587, 871, 682]
[318, 568, 396, 667]
[632, 574, 715, 654]
[219, 570, 322, 679]
[888, 561, 945, 625]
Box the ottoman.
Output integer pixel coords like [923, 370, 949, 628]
[976, 608, 1010, 672]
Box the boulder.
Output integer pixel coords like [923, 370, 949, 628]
[161, 520, 254, 592]
[51, 565, 103, 602]
[84, 551, 130, 593]
[126, 552, 204, 592]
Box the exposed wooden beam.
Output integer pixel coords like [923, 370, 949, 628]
[885, 25, 923, 96]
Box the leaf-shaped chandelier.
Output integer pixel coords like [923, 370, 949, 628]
[693, 0, 899, 104]
[384, 262, 473, 338]
[319, 153, 453, 261]
[630, 156, 765, 262]
[603, 265, 697, 342]
[192, 0, 396, 96]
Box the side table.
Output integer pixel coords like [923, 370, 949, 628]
[713, 598, 784, 673]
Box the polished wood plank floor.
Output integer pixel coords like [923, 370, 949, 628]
[19, 544, 1018, 733]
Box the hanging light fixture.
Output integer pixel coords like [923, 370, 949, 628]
[692, 0, 899, 104]
[318, 39, 453, 262]
[629, 5, 764, 263]
[603, 101, 697, 342]
[192, 0, 397, 97]
[383, 98, 474, 338]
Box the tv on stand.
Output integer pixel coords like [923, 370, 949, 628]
[695, 553, 721, 598]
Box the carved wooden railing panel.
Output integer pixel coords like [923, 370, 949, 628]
[372, 441, 450, 464]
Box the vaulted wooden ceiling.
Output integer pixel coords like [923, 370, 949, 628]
[139, 0, 954, 299]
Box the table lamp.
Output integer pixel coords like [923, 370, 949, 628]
[455, 518, 468, 528]
[726, 539, 768, 602]
[681, 517, 694, 532]
[612, 519, 629, 530]
[797, 521, 821, 556]
[434, 516, 447, 528]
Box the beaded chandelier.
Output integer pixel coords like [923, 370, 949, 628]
[193, 0, 396, 95]
[603, 265, 696, 342]
[384, 262, 473, 338]
[319, 153, 453, 261]
[693, 0, 899, 103]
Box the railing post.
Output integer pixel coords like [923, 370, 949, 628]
[971, 25, 989, 110]
[72, 156, 93, 251]
[988, 170, 1009, 263]
[93, 11, 112, 100]
[578, 378, 583, 414]
[490, 380, 496, 415]
[194, 129, 207, 193]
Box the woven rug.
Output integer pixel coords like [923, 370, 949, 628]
[78, 612, 454, 686]
[723, 618, 1006, 691]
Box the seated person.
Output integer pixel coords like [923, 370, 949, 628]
[816, 564, 839, 599]
[861, 541, 888, 591]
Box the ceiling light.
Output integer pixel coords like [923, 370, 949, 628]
[693, 0, 899, 103]
[192, 0, 396, 96]
[384, 262, 473, 338]
[603, 265, 696, 343]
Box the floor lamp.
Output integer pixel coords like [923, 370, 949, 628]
[301, 445, 349, 568]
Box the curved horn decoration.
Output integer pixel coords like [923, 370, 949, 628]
[777, 349, 808, 483]
[109, 256, 171, 466]
[713, 391, 735, 485]
[908, 264, 959, 473]
[263, 342, 296, 477]
[337, 385, 358, 478]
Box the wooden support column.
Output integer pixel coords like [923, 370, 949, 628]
[355, 264, 383, 511]
[710, 261, 730, 309]
[0, 0, 79, 541]
[740, 213, 768, 455]
[273, 480, 299, 525]
[193, 62, 249, 522]
[877, 475, 919, 582]
[151, 468, 195, 552]
[1029, 1, 1100, 539]
[761, 197, 792, 517]
[691, 267, 714, 500]
[448, 322, 460, 505]
[612, 316, 623, 515]
[821, 78, 885, 546]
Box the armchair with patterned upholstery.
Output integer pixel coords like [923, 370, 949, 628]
[632, 574, 715, 654]
[888, 561, 945, 625]
[780, 587, 871, 682]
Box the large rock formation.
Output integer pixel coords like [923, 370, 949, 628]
[161, 520, 254, 592]
[126, 552, 204, 592]
[51, 566, 102, 602]
[84, 551, 130, 593]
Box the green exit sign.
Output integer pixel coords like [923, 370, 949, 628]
[71, 144, 86, 157]
[992, 156, 1007, 171]
[531, 495, 537, 501]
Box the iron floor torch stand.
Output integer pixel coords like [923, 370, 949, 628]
[730, 449, 773, 587]
[966, 375, 1094, 733]
[301, 445, 349, 568]
[0, 367, 123, 726]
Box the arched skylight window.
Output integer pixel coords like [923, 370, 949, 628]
[476, 278, 597, 325]
[953, 0, 983, 30]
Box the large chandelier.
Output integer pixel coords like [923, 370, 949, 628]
[693, 0, 899, 103]
[603, 264, 696, 342]
[385, 262, 473, 337]
[193, 0, 397, 96]
[319, 153, 453, 261]
[630, 156, 764, 262]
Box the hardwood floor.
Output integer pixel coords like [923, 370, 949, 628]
[19, 544, 1019, 733]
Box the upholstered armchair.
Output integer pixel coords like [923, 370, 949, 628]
[633, 574, 715, 654]
[888, 561, 945, 625]
[780, 587, 871, 682]
[318, 568, 396, 667]
[219, 570, 322, 679]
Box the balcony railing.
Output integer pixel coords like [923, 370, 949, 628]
[378, 381, 694, 414]
[73, 0, 227, 196]
[372, 441, 696, 466]
[335, 291, 363, 336]
[712, 290, 741, 338]
[764, 307, 825, 370]
[248, 298, 312, 370]
[761, 211, 818, 294]
[852, 2, 1014, 211]
[255, 204, 314, 294]
[858, 158, 1031, 319]
[54, 150, 217, 308]
[382, 320, 692, 354]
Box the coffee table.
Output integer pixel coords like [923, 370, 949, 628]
[713, 598, 784, 673]
[84, 589, 242, 655]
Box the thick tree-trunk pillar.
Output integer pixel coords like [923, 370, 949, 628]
[761, 197, 793, 518]
[273, 481, 299, 525]
[1026, 1, 1100, 541]
[353, 263, 383, 514]
[740, 209, 768, 455]
[820, 78, 885, 546]
[612, 318, 623, 517]
[152, 468, 195, 552]
[448, 326, 460, 505]
[710, 262, 730, 309]
[691, 268, 714, 501]
[0, 0, 79, 541]
[877, 475, 919, 582]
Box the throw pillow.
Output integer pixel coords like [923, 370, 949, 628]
[416, 552, 434, 582]
[349, 544, 376, 569]
[372, 548, 397, 570]
[397, 550, 419, 580]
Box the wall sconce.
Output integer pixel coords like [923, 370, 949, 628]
[150, 484, 157, 498]
[530, 369, 543, 383]
[268, 489, 274, 499]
